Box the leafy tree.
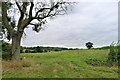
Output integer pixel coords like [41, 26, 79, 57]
[1, 0, 72, 60]
[35, 46, 43, 53]
[85, 42, 93, 49]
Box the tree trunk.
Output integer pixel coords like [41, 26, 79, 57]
[11, 33, 22, 60]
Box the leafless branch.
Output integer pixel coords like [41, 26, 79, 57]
[15, 1, 22, 13]
[29, 2, 34, 19]
[35, 8, 50, 17]
[15, 1, 24, 25]
[2, 2, 13, 36]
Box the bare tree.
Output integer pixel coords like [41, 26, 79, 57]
[2, 0, 73, 60]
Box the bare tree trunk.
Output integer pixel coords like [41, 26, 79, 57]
[11, 33, 22, 60]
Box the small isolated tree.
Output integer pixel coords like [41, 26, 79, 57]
[1, 0, 73, 60]
[85, 42, 93, 49]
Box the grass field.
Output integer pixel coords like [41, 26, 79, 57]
[2, 49, 118, 78]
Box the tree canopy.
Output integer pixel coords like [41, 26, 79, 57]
[85, 42, 93, 49]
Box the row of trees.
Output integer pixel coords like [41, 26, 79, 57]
[22, 46, 69, 53]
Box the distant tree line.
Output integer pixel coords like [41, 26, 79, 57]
[1, 41, 79, 60]
[22, 46, 70, 53]
[93, 46, 118, 50]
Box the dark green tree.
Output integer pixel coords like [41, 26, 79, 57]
[35, 46, 43, 53]
[85, 42, 93, 49]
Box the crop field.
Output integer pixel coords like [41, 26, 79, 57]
[2, 49, 118, 78]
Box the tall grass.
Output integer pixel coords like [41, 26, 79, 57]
[2, 49, 118, 78]
[2, 60, 33, 69]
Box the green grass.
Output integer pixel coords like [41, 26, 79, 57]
[2, 49, 118, 78]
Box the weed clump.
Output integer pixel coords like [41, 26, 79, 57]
[2, 60, 32, 69]
[107, 41, 118, 66]
[21, 60, 31, 67]
[85, 58, 106, 66]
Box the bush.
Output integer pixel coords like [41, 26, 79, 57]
[85, 58, 107, 66]
[25, 49, 29, 53]
[2, 52, 12, 60]
[107, 41, 118, 65]
[2, 41, 12, 60]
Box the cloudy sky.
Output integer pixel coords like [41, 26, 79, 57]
[21, 0, 118, 48]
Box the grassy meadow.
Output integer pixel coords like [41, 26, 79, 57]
[2, 49, 118, 78]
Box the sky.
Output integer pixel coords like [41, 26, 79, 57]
[20, 0, 118, 49]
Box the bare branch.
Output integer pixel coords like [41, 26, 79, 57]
[15, 1, 22, 13]
[19, 18, 31, 29]
[2, 2, 13, 36]
[35, 8, 50, 17]
[17, 2, 29, 29]
[29, 23, 35, 25]
[46, 2, 60, 16]
[22, 2, 29, 13]
[60, 5, 68, 14]
[33, 2, 59, 21]
[15, 1, 24, 26]
[29, 2, 34, 19]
